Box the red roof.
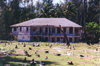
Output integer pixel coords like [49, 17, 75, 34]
[11, 18, 82, 27]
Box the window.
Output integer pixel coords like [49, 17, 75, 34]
[75, 37, 79, 42]
[45, 27, 48, 33]
[49, 27, 51, 33]
[75, 28, 78, 35]
[63, 27, 66, 33]
[57, 37, 60, 42]
[57, 28, 60, 33]
[69, 38, 72, 42]
[20, 27, 22, 31]
[52, 38, 55, 42]
[69, 27, 73, 34]
[63, 38, 65, 42]
[33, 37, 37, 41]
[39, 37, 42, 41]
[40, 27, 42, 33]
[26, 27, 28, 32]
[32, 27, 36, 31]
[45, 37, 48, 41]
[52, 27, 55, 33]
[14, 27, 16, 31]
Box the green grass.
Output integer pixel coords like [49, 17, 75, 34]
[0, 42, 100, 66]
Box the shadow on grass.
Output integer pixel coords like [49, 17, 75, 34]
[0, 55, 57, 66]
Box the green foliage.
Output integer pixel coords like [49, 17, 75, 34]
[54, 4, 63, 17]
[39, 0, 55, 17]
[86, 22, 100, 34]
[62, 2, 78, 22]
[86, 22, 100, 43]
[87, 0, 100, 23]
[0, 0, 21, 39]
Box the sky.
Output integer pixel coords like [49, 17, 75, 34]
[19, 0, 65, 7]
[34, 0, 65, 4]
[7, 0, 65, 4]
[50, 0, 65, 4]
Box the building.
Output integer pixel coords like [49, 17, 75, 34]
[11, 18, 82, 43]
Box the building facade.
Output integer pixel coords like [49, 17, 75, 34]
[11, 18, 82, 43]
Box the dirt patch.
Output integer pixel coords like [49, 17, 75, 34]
[87, 49, 100, 53]
[81, 61, 95, 65]
[84, 55, 97, 59]
[77, 54, 98, 60]
[51, 47, 72, 55]
[14, 49, 25, 55]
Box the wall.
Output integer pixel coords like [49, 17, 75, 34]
[12, 26, 31, 41]
[18, 34, 30, 42]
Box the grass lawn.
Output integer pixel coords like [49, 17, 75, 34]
[0, 42, 100, 66]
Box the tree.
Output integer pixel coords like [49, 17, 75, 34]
[85, 22, 100, 44]
[35, 0, 43, 17]
[0, 0, 11, 39]
[59, 25, 70, 47]
[39, 0, 55, 17]
[19, 7, 36, 22]
[87, 0, 100, 24]
[0, 0, 21, 40]
[70, 0, 83, 25]
[62, 2, 77, 22]
[54, 3, 63, 17]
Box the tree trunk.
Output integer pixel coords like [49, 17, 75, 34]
[59, 25, 70, 47]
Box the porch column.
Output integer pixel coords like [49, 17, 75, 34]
[28, 27, 30, 32]
[66, 28, 67, 34]
[49, 37, 51, 42]
[50, 27, 52, 33]
[79, 28, 82, 40]
[12, 28, 14, 32]
[73, 27, 75, 35]
[79, 28, 82, 36]
[67, 27, 69, 34]
[72, 37, 75, 43]
[43, 27, 45, 33]
[55, 27, 57, 34]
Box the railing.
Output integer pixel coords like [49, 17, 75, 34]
[30, 31, 80, 36]
[12, 31, 80, 36]
[12, 31, 18, 35]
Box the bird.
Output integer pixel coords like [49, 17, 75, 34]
[45, 56, 48, 60]
[79, 54, 84, 57]
[68, 61, 74, 65]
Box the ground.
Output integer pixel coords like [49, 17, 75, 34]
[0, 42, 100, 66]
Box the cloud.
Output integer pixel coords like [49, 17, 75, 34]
[53, 0, 64, 4]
